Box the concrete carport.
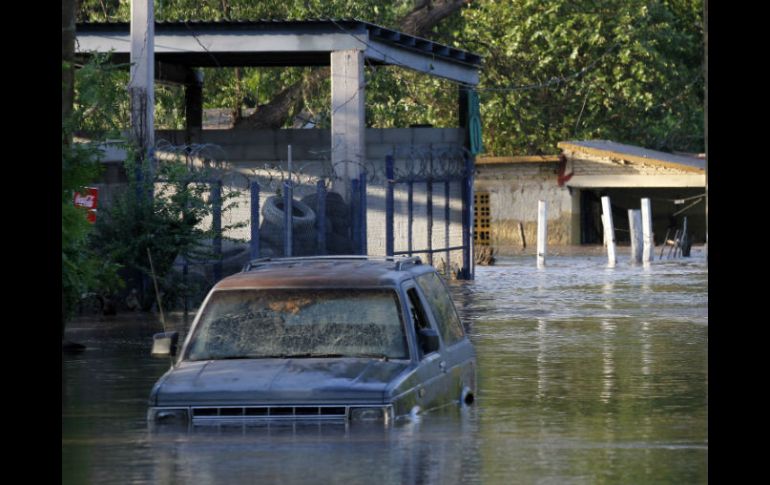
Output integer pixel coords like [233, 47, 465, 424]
[558, 141, 707, 245]
[75, 17, 483, 277]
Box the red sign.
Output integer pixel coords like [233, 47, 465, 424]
[74, 187, 99, 223]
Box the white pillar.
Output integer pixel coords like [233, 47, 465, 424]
[537, 200, 547, 268]
[601, 196, 616, 267]
[628, 209, 643, 264]
[641, 198, 654, 263]
[129, 0, 154, 167]
[331, 49, 365, 199]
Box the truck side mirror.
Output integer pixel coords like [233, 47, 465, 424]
[152, 331, 179, 357]
[418, 328, 440, 354]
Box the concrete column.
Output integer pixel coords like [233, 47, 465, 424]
[628, 209, 643, 264]
[129, 0, 155, 167]
[601, 196, 616, 267]
[537, 200, 547, 268]
[641, 198, 654, 264]
[331, 49, 365, 199]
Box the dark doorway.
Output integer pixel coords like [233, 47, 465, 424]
[579, 187, 706, 245]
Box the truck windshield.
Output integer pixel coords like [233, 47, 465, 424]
[186, 289, 408, 361]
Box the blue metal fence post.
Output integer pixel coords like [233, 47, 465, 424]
[212, 179, 223, 282]
[360, 171, 367, 255]
[351, 178, 361, 254]
[461, 154, 474, 279]
[385, 155, 394, 257]
[250, 181, 260, 259]
[183, 256, 189, 323]
[283, 180, 293, 257]
[316, 180, 327, 255]
[407, 180, 413, 256]
[445, 180, 451, 274]
[427, 177, 434, 266]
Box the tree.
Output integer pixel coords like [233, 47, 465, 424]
[459, 0, 704, 154]
[75, 0, 704, 155]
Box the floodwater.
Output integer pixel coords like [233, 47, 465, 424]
[62, 249, 707, 484]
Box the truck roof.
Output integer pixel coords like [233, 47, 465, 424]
[213, 256, 431, 290]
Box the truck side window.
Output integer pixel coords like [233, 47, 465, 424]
[407, 288, 434, 359]
[415, 272, 465, 346]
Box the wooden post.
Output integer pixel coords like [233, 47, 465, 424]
[628, 209, 643, 264]
[601, 196, 616, 267]
[518, 222, 527, 250]
[537, 200, 547, 268]
[641, 198, 654, 264]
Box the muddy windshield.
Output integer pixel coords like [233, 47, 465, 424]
[186, 289, 408, 360]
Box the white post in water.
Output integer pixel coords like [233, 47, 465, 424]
[628, 209, 643, 264]
[537, 200, 547, 268]
[601, 196, 616, 267]
[641, 198, 654, 264]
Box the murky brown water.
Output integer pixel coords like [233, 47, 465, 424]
[62, 249, 707, 484]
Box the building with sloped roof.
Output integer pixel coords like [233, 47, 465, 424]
[474, 140, 706, 252]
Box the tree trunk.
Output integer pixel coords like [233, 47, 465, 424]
[235, 0, 469, 129]
[399, 0, 470, 37]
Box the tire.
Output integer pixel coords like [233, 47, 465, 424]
[300, 192, 350, 235]
[262, 195, 316, 229]
[259, 219, 319, 255]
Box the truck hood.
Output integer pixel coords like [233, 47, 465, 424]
[153, 358, 412, 406]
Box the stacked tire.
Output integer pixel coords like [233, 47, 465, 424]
[300, 192, 352, 255]
[259, 196, 317, 256]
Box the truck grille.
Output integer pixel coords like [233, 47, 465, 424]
[191, 405, 348, 422]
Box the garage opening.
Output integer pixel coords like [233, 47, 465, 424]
[580, 188, 706, 245]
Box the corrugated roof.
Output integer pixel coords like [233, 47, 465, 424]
[558, 140, 705, 173]
[76, 18, 482, 67]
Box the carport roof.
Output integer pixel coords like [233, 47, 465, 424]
[558, 140, 705, 173]
[75, 18, 481, 85]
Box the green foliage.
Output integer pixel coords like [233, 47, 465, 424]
[62, 57, 125, 329]
[71, 53, 130, 137]
[76, 0, 705, 154]
[458, 0, 704, 154]
[61, 143, 111, 326]
[91, 153, 244, 309]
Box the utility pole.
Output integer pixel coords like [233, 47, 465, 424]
[129, 0, 155, 182]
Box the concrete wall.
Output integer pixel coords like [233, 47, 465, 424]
[475, 162, 578, 252]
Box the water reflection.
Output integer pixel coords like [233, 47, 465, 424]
[143, 416, 483, 485]
[600, 319, 616, 404]
[63, 253, 708, 484]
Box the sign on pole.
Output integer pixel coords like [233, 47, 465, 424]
[73, 187, 99, 223]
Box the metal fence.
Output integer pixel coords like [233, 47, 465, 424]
[147, 141, 474, 313]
